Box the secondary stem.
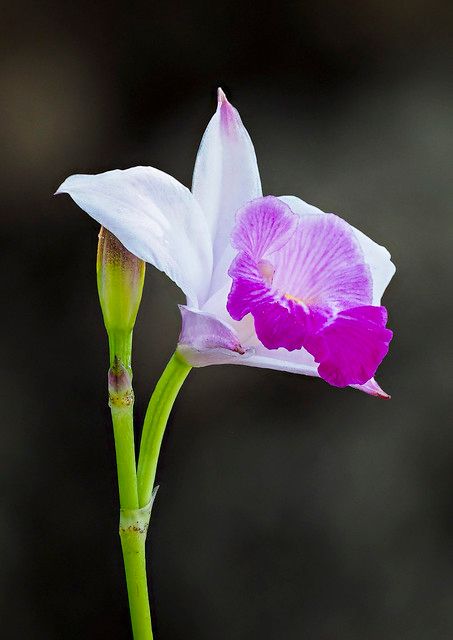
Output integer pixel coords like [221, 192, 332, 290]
[137, 351, 191, 508]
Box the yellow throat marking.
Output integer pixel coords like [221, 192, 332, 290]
[284, 293, 305, 305]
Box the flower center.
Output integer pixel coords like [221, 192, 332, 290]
[283, 293, 305, 304]
[257, 259, 275, 286]
[283, 292, 310, 311]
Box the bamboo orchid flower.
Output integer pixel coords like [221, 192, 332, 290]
[57, 89, 395, 396]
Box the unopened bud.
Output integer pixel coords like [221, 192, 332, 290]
[97, 227, 145, 364]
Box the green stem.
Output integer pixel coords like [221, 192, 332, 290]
[120, 505, 153, 640]
[137, 351, 191, 508]
[109, 330, 133, 369]
[109, 349, 190, 638]
[111, 404, 139, 511]
[108, 341, 152, 639]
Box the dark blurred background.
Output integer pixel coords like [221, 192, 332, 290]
[1, 1, 453, 638]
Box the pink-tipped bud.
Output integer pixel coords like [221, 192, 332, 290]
[97, 227, 146, 335]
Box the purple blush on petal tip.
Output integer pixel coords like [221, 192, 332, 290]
[352, 377, 391, 399]
[217, 87, 227, 104]
[217, 88, 239, 132]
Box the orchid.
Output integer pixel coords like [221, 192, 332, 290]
[57, 89, 395, 640]
[57, 88, 395, 396]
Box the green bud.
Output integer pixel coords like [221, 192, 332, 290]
[97, 227, 145, 365]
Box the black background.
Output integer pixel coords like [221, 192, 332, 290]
[1, 1, 453, 638]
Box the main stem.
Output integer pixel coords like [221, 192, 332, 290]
[110, 349, 190, 639]
[109, 339, 152, 640]
[119, 506, 153, 640]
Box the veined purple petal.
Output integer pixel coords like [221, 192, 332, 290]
[57, 167, 212, 307]
[279, 195, 395, 305]
[231, 195, 298, 257]
[227, 196, 392, 388]
[270, 212, 372, 312]
[227, 197, 372, 334]
[192, 89, 262, 298]
[227, 252, 274, 321]
[227, 196, 299, 323]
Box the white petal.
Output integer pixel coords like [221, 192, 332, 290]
[176, 305, 315, 372]
[245, 350, 391, 397]
[179, 304, 245, 353]
[178, 326, 388, 397]
[57, 167, 213, 307]
[243, 343, 318, 376]
[201, 283, 257, 345]
[351, 378, 391, 399]
[192, 89, 262, 298]
[178, 300, 389, 397]
[279, 195, 396, 305]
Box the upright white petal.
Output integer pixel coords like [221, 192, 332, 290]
[279, 195, 395, 305]
[192, 89, 262, 298]
[57, 167, 213, 307]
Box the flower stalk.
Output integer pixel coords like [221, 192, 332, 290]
[137, 352, 191, 508]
